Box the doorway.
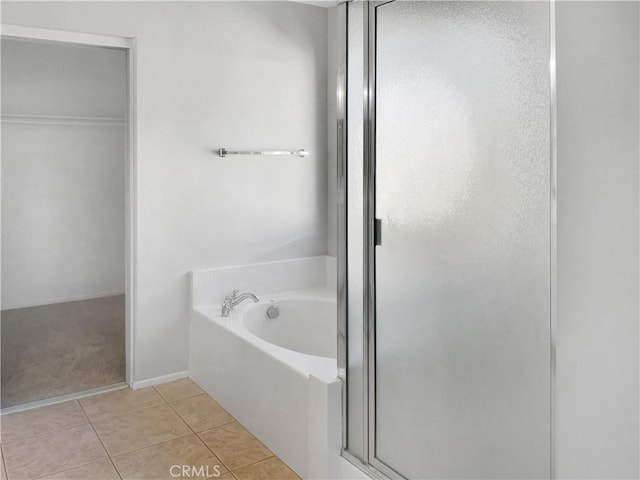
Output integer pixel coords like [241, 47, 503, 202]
[1, 26, 135, 411]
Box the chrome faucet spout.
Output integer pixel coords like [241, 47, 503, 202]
[221, 289, 259, 317]
[233, 292, 259, 304]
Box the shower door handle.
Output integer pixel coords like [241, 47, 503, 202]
[374, 218, 382, 246]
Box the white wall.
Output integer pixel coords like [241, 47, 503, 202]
[557, 2, 639, 478]
[1, 39, 126, 309]
[1, 1, 329, 383]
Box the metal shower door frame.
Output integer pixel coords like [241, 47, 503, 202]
[338, 1, 557, 479]
[362, 2, 404, 478]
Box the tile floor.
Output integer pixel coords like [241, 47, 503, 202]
[0, 378, 300, 480]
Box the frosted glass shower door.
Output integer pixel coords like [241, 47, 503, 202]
[372, 2, 551, 478]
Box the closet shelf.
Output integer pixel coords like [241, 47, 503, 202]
[1, 114, 125, 127]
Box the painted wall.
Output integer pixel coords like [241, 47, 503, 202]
[1, 2, 329, 382]
[1, 39, 127, 310]
[557, 2, 639, 477]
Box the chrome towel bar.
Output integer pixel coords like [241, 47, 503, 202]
[217, 148, 309, 158]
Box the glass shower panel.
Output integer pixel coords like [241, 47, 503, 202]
[346, 0, 366, 459]
[374, 2, 551, 478]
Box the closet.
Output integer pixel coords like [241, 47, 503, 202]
[1, 38, 127, 409]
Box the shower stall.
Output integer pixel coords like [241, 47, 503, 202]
[337, 1, 639, 479]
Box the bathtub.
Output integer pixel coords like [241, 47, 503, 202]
[241, 292, 337, 364]
[189, 285, 348, 479]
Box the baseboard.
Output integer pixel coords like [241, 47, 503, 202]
[130, 371, 188, 389]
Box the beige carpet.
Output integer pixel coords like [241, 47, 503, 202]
[1, 295, 125, 408]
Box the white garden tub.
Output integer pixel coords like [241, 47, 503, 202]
[242, 294, 337, 361]
[189, 286, 345, 479]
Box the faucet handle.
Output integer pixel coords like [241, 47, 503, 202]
[230, 289, 239, 299]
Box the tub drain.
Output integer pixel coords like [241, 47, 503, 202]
[266, 305, 280, 319]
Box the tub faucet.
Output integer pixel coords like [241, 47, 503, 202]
[221, 289, 259, 317]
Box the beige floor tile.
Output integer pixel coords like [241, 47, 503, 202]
[79, 387, 165, 422]
[232, 457, 300, 480]
[92, 404, 190, 456]
[217, 473, 235, 480]
[198, 422, 271, 470]
[154, 378, 204, 403]
[1, 400, 87, 444]
[171, 394, 235, 432]
[3, 424, 107, 479]
[1, 450, 6, 480]
[113, 434, 227, 479]
[38, 459, 119, 480]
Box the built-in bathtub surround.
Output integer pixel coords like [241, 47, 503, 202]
[191, 256, 336, 308]
[189, 255, 365, 480]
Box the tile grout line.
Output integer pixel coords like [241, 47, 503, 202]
[0, 421, 90, 446]
[80, 388, 169, 424]
[42, 386, 197, 469]
[23, 407, 114, 480]
[86, 401, 170, 426]
[4, 388, 169, 446]
[155, 383, 278, 475]
[228, 454, 277, 474]
[82, 392, 193, 462]
[231, 456, 301, 480]
[153, 385, 235, 475]
[152, 383, 204, 404]
[153, 384, 279, 479]
[1, 445, 7, 480]
[1, 404, 90, 446]
[152, 384, 279, 474]
[192, 430, 235, 473]
[32, 459, 115, 480]
[190, 419, 277, 473]
[77, 399, 123, 480]
[106, 431, 195, 460]
[0, 381, 128, 417]
[5, 389, 171, 444]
